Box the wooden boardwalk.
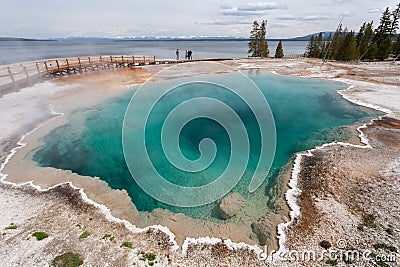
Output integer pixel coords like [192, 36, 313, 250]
[0, 55, 234, 96]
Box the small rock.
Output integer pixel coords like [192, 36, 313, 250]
[386, 226, 395, 236]
[218, 193, 246, 220]
[320, 240, 331, 249]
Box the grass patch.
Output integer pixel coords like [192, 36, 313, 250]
[363, 214, 377, 228]
[79, 231, 90, 239]
[357, 225, 364, 231]
[139, 251, 156, 263]
[377, 260, 389, 267]
[101, 233, 114, 241]
[343, 255, 354, 264]
[120, 241, 132, 248]
[51, 252, 83, 267]
[4, 224, 17, 230]
[32, 231, 49, 241]
[373, 243, 397, 252]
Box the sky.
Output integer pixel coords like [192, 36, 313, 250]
[0, 0, 398, 39]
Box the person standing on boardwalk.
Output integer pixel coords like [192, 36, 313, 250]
[188, 50, 192, 60]
[176, 49, 180, 60]
[185, 50, 188, 60]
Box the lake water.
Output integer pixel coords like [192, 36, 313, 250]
[0, 40, 308, 64]
[33, 71, 382, 224]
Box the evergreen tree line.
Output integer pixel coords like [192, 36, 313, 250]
[248, 20, 285, 58]
[306, 3, 400, 61]
[248, 20, 269, 57]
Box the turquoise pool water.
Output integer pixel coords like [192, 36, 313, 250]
[33, 71, 382, 221]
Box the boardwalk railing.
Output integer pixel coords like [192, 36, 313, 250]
[0, 55, 234, 95]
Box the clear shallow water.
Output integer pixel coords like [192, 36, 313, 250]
[0, 40, 308, 64]
[33, 71, 382, 222]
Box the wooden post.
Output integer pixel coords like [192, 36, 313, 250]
[78, 58, 82, 72]
[23, 66, 32, 85]
[66, 59, 71, 74]
[122, 56, 124, 66]
[35, 62, 41, 76]
[56, 60, 62, 76]
[7, 67, 17, 89]
[100, 56, 104, 69]
[143, 56, 146, 65]
[88, 57, 93, 71]
[154, 55, 156, 64]
[44, 62, 51, 78]
[132, 56, 135, 66]
[110, 56, 114, 68]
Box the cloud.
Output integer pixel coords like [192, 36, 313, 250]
[271, 22, 291, 28]
[200, 20, 252, 26]
[221, 9, 267, 16]
[238, 2, 287, 11]
[220, 2, 287, 16]
[276, 14, 336, 21]
[367, 8, 382, 14]
[331, 0, 353, 5]
[341, 11, 353, 17]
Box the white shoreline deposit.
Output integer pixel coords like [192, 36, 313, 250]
[0, 58, 399, 266]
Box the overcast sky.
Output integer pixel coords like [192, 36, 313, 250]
[0, 0, 398, 38]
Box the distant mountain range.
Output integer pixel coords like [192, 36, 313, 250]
[0, 32, 339, 42]
[0, 37, 55, 41]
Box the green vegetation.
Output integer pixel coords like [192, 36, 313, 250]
[51, 252, 83, 267]
[79, 231, 90, 239]
[120, 241, 133, 248]
[343, 255, 355, 264]
[326, 258, 338, 266]
[363, 213, 377, 228]
[373, 243, 397, 252]
[306, 2, 400, 61]
[357, 225, 364, 231]
[377, 260, 390, 267]
[369, 252, 377, 258]
[4, 224, 17, 230]
[275, 40, 284, 58]
[101, 233, 114, 241]
[32, 231, 49, 241]
[138, 252, 157, 266]
[248, 20, 269, 57]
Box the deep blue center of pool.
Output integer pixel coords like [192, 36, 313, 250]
[33, 71, 382, 221]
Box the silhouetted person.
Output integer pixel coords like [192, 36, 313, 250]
[176, 49, 180, 60]
[185, 50, 188, 60]
[188, 50, 192, 60]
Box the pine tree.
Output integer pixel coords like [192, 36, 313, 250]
[258, 20, 269, 57]
[356, 22, 366, 47]
[306, 36, 315, 57]
[389, 3, 400, 35]
[378, 35, 393, 60]
[393, 35, 400, 58]
[375, 7, 394, 60]
[367, 42, 379, 60]
[338, 31, 358, 61]
[322, 34, 332, 61]
[315, 32, 324, 58]
[329, 24, 343, 59]
[376, 7, 393, 37]
[275, 40, 284, 58]
[248, 21, 260, 57]
[359, 22, 375, 60]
